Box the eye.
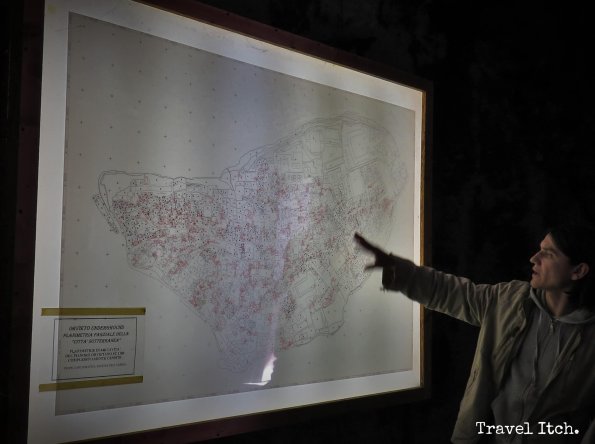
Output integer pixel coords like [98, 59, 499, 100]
[543, 250, 556, 258]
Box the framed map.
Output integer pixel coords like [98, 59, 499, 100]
[26, 0, 432, 442]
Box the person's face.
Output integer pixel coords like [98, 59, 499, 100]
[529, 234, 576, 292]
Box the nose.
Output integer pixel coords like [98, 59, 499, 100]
[530, 252, 540, 265]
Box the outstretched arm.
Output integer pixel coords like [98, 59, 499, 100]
[354, 232, 508, 326]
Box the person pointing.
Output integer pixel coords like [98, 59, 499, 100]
[354, 227, 595, 444]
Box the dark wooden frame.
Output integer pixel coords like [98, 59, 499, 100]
[10, 0, 433, 442]
[6, 0, 44, 443]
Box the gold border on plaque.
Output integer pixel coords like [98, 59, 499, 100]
[41, 308, 146, 316]
[39, 376, 143, 392]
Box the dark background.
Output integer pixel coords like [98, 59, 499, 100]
[3, 0, 594, 443]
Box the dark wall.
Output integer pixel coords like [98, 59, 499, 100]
[3, 1, 594, 443]
[2, 0, 27, 441]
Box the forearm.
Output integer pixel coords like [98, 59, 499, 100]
[381, 256, 493, 326]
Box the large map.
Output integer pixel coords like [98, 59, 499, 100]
[93, 115, 404, 375]
[54, 12, 417, 414]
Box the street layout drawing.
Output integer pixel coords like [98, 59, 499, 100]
[94, 114, 406, 374]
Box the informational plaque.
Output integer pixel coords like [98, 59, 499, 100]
[37, 308, 145, 394]
[53, 317, 138, 380]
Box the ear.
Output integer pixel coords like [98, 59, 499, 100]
[571, 263, 590, 281]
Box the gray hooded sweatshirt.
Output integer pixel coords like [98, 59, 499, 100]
[491, 289, 595, 443]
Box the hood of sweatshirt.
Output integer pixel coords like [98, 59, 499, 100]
[530, 288, 595, 324]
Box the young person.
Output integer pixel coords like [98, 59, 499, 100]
[354, 224, 595, 443]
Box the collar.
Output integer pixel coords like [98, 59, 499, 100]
[529, 288, 595, 324]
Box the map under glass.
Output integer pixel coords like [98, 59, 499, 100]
[94, 114, 400, 373]
[56, 13, 416, 413]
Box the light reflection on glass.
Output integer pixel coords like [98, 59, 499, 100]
[245, 352, 277, 386]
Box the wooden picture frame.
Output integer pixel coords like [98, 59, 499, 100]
[15, 0, 433, 442]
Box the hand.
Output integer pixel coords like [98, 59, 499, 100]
[353, 232, 393, 270]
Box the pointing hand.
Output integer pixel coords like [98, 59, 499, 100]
[354, 232, 392, 270]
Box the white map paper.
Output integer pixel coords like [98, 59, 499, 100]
[55, 12, 417, 413]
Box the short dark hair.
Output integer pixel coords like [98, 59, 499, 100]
[548, 223, 595, 310]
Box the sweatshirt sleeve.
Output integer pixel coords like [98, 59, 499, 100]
[381, 255, 498, 327]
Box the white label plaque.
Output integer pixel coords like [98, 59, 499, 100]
[53, 317, 138, 380]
